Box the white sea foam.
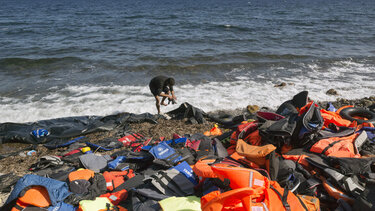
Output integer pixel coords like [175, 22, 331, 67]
[0, 60, 374, 123]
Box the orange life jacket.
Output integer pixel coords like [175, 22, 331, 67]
[320, 109, 352, 128]
[11, 186, 51, 211]
[310, 133, 360, 157]
[103, 170, 135, 192]
[211, 164, 270, 190]
[320, 176, 354, 204]
[204, 125, 223, 136]
[201, 190, 221, 208]
[201, 181, 313, 211]
[235, 139, 276, 166]
[229, 152, 260, 169]
[69, 169, 95, 182]
[296, 194, 321, 211]
[282, 154, 310, 168]
[244, 129, 262, 146]
[100, 189, 128, 205]
[193, 158, 218, 182]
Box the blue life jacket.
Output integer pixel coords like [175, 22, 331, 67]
[172, 161, 197, 185]
[149, 142, 182, 165]
[47, 202, 76, 211]
[5, 174, 71, 207]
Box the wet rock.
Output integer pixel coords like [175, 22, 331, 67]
[0, 192, 10, 207]
[274, 82, 287, 88]
[247, 105, 260, 114]
[326, 89, 338, 96]
[361, 99, 373, 107]
[369, 103, 375, 111]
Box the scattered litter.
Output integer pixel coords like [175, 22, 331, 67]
[1, 92, 375, 210]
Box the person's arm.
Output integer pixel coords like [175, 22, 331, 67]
[160, 96, 167, 106]
[159, 93, 173, 99]
[169, 85, 176, 100]
[171, 90, 176, 100]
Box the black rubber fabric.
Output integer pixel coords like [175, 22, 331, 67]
[0, 173, 21, 192]
[114, 174, 145, 192]
[339, 107, 375, 124]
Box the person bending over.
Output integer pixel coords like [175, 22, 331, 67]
[149, 75, 177, 114]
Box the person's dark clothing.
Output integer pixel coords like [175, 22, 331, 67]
[149, 76, 174, 96]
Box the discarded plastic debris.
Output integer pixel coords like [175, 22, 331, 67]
[26, 150, 36, 156]
[204, 124, 223, 136]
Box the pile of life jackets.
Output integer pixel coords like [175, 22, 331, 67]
[1, 90, 375, 211]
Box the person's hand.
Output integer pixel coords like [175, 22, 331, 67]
[168, 95, 173, 100]
[172, 95, 177, 100]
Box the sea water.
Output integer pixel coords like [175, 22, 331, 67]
[1, 0, 374, 123]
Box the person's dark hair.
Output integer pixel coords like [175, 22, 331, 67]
[166, 78, 175, 86]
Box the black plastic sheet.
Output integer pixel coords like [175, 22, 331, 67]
[0, 112, 158, 144]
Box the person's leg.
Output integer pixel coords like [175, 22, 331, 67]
[155, 95, 161, 114]
[161, 91, 170, 106]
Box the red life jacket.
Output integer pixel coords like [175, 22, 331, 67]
[118, 132, 145, 147]
[103, 170, 135, 191]
[230, 122, 259, 146]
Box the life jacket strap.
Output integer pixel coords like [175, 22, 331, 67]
[270, 185, 291, 211]
[164, 152, 181, 164]
[13, 204, 24, 211]
[295, 195, 309, 211]
[159, 171, 186, 196]
[321, 140, 345, 155]
[130, 133, 145, 142]
[211, 178, 231, 192]
[151, 172, 185, 197]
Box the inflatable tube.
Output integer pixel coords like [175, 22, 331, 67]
[339, 107, 375, 124]
[206, 114, 246, 129]
[256, 111, 285, 123]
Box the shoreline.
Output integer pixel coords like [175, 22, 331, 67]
[1, 94, 374, 156]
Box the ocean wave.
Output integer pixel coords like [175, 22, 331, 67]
[0, 57, 84, 71]
[1, 58, 374, 123]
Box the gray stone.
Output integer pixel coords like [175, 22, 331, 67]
[247, 105, 260, 114]
[326, 89, 338, 96]
[274, 82, 287, 87]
